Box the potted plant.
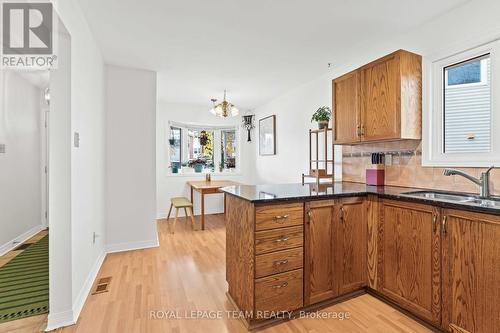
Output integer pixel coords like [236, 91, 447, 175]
[188, 158, 207, 173]
[170, 162, 180, 174]
[311, 106, 332, 129]
[169, 138, 175, 146]
[199, 131, 210, 146]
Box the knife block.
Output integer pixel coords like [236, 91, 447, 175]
[366, 167, 385, 186]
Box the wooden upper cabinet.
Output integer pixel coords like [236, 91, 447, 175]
[441, 209, 500, 333]
[334, 197, 367, 295]
[333, 70, 360, 144]
[332, 50, 422, 144]
[304, 200, 336, 305]
[378, 200, 441, 325]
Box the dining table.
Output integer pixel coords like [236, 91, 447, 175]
[187, 180, 240, 230]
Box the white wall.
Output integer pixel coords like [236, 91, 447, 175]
[48, 0, 107, 329]
[156, 102, 255, 218]
[253, 77, 342, 185]
[105, 65, 158, 252]
[0, 71, 44, 255]
[252, 0, 500, 183]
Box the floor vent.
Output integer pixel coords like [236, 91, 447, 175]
[92, 276, 112, 295]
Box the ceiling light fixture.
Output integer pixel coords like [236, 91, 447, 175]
[209, 89, 239, 118]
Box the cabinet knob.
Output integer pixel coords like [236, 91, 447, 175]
[340, 207, 345, 223]
[432, 215, 437, 233]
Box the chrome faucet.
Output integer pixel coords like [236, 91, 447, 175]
[443, 166, 495, 198]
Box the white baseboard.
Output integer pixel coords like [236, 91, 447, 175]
[105, 238, 159, 254]
[45, 310, 74, 332]
[45, 251, 106, 332]
[0, 224, 45, 256]
[46, 239, 158, 331]
[72, 251, 106, 321]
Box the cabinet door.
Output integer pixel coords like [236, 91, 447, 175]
[442, 209, 500, 333]
[379, 200, 441, 325]
[360, 53, 400, 141]
[304, 200, 336, 305]
[333, 70, 361, 144]
[334, 198, 367, 295]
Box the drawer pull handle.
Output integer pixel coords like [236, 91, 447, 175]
[275, 236, 289, 243]
[274, 215, 289, 222]
[273, 259, 289, 266]
[442, 216, 448, 235]
[432, 215, 437, 233]
[272, 282, 288, 289]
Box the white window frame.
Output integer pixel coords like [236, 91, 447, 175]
[423, 39, 500, 167]
[167, 121, 241, 175]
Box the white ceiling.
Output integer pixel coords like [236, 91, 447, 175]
[77, 0, 468, 110]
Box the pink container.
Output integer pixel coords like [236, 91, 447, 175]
[366, 169, 385, 186]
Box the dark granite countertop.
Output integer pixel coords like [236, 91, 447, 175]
[221, 182, 500, 216]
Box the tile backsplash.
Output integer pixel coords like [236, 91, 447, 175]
[342, 140, 499, 195]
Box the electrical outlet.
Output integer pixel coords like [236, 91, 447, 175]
[0, 144, 5, 153]
[385, 154, 393, 166]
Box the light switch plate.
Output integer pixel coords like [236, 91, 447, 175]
[0, 144, 5, 153]
[74, 132, 80, 148]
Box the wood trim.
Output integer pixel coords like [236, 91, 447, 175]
[226, 195, 255, 314]
[367, 195, 379, 290]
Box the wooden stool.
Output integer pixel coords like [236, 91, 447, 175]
[167, 197, 195, 233]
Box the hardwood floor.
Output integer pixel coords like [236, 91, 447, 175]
[3, 215, 433, 332]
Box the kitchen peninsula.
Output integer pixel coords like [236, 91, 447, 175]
[222, 182, 500, 332]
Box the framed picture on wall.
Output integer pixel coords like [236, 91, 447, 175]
[259, 115, 276, 155]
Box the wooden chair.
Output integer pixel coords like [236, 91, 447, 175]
[167, 197, 195, 233]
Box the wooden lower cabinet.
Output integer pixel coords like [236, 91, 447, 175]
[378, 200, 441, 325]
[304, 198, 367, 305]
[227, 193, 500, 331]
[334, 197, 367, 295]
[441, 209, 500, 333]
[305, 200, 336, 305]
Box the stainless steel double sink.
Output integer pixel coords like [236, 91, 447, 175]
[401, 191, 500, 208]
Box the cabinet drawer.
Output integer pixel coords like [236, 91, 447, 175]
[255, 226, 303, 255]
[255, 247, 303, 278]
[255, 203, 304, 231]
[255, 269, 303, 315]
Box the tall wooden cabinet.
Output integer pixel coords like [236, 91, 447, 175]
[333, 50, 422, 144]
[378, 200, 441, 325]
[304, 198, 367, 305]
[441, 209, 500, 333]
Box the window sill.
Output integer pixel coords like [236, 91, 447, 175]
[166, 171, 242, 178]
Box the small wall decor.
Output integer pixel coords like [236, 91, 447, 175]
[242, 115, 255, 142]
[259, 115, 276, 156]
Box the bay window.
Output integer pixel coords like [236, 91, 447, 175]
[168, 122, 239, 174]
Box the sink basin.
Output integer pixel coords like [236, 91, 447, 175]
[401, 191, 500, 208]
[401, 191, 474, 202]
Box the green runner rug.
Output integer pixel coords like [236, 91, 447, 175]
[0, 235, 49, 323]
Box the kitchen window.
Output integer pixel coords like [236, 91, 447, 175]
[168, 122, 240, 174]
[424, 40, 500, 166]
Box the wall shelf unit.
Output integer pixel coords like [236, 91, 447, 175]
[302, 127, 335, 185]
